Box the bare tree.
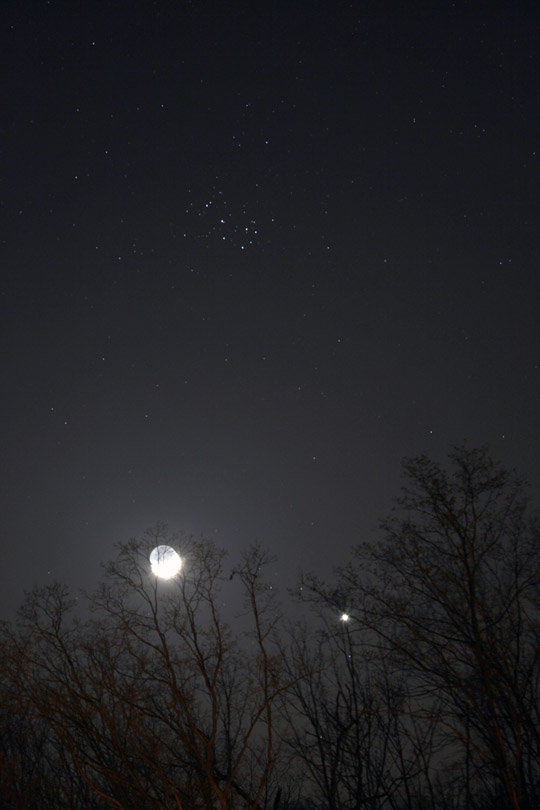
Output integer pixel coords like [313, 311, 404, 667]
[3, 526, 290, 810]
[5, 446, 539, 810]
[282, 604, 445, 810]
[335, 445, 540, 810]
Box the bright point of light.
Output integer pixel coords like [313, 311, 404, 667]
[340, 613, 350, 623]
[149, 545, 182, 579]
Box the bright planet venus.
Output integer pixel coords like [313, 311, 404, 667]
[149, 545, 182, 579]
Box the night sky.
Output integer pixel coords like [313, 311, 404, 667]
[2, 1, 540, 616]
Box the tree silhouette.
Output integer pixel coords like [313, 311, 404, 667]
[300, 445, 540, 810]
[2, 527, 289, 810]
[2, 448, 540, 809]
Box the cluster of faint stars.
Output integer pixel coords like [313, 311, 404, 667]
[175, 184, 276, 251]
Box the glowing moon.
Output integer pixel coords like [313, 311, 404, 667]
[149, 545, 182, 579]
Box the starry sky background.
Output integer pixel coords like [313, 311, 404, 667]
[2, 1, 540, 616]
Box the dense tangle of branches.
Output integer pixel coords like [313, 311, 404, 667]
[1, 446, 539, 810]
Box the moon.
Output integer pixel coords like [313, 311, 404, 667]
[149, 545, 182, 579]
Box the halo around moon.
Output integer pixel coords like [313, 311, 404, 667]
[149, 545, 182, 579]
